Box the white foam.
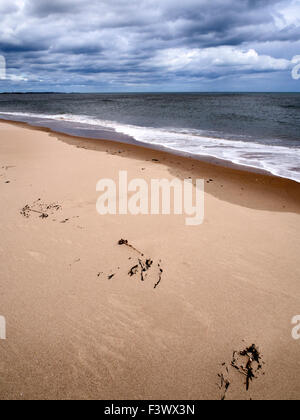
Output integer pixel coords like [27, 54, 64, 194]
[1, 111, 299, 183]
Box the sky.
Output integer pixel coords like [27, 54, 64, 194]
[0, 0, 300, 92]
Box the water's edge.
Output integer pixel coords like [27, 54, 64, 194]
[1, 114, 294, 183]
[1, 93, 299, 184]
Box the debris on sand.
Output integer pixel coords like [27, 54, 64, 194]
[128, 265, 139, 277]
[69, 258, 81, 268]
[138, 258, 154, 282]
[127, 257, 154, 282]
[154, 262, 163, 289]
[218, 343, 265, 399]
[231, 344, 264, 391]
[21, 205, 48, 219]
[127, 254, 162, 289]
[39, 212, 49, 219]
[20, 200, 62, 220]
[146, 259, 154, 269]
[118, 239, 144, 256]
[101, 241, 163, 289]
[218, 370, 231, 401]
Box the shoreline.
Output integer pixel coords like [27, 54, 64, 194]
[1, 118, 300, 215]
[1, 120, 300, 400]
[0, 116, 298, 185]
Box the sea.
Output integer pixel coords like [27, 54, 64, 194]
[0, 92, 299, 182]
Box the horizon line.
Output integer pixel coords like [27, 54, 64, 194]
[1, 91, 300, 94]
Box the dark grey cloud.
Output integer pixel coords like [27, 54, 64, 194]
[25, 0, 83, 17]
[0, 0, 299, 91]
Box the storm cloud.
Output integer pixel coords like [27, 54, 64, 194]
[0, 0, 300, 91]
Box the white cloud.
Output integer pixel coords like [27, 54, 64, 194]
[147, 46, 291, 75]
[273, 0, 300, 29]
[7, 74, 28, 82]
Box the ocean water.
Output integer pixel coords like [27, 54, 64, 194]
[0, 93, 300, 182]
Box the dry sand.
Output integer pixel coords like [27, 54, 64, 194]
[0, 120, 300, 400]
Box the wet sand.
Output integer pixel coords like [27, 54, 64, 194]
[0, 120, 300, 400]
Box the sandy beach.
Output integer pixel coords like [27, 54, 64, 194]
[0, 120, 300, 400]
